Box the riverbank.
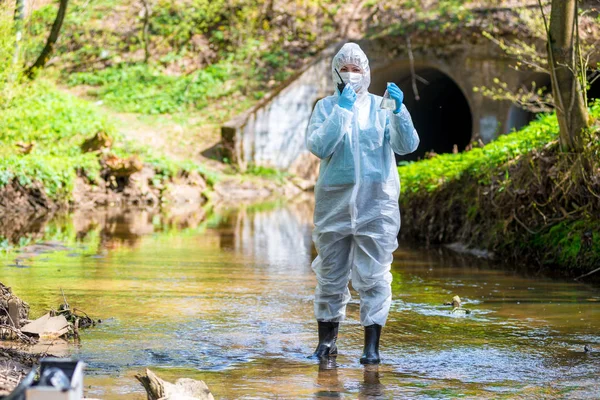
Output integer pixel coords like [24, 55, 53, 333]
[398, 101, 600, 280]
[0, 78, 310, 241]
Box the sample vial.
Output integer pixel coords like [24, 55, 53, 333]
[380, 82, 396, 110]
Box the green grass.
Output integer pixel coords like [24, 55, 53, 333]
[398, 100, 600, 194]
[0, 79, 112, 197]
[67, 62, 242, 115]
[245, 164, 288, 183]
[0, 78, 218, 200]
[399, 110, 573, 194]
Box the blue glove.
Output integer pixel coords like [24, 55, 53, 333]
[338, 84, 357, 111]
[387, 83, 404, 114]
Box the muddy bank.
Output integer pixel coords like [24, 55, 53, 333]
[0, 284, 40, 395]
[0, 160, 312, 246]
[399, 141, 600, 281]
[0, 181, 64, 244]
[0, 347, 39, 396]
[0, 281, 101, 395]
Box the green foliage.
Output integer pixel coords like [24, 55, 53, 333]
[0, 76, 215, 200]
[67, 62, 238, 114]
[20, 0, 343, 119]
[399, 101, 600, 195]
[0, 5, 21, 103]
[151, 0, 229, 48]
[24, 0, 134, 69]
[398, 101, 600, 273]
[0, 80, 111, 197]
[0, 9, 99, 199]
[398, 112, 561, 193]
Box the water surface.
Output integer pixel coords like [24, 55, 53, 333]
[1, 201, 599, 398]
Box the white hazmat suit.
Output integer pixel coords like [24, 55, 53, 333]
[306, 43, 420, 327]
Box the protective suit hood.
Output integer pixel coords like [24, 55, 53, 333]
[332, 43, 371, 101]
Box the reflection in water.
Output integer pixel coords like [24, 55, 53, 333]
[227, 201, 314, 269]
[1, 198, 599, 399]
[315, 361, 342, 398]
[72, 206, 209, 253]
[359, 367, 384, 399]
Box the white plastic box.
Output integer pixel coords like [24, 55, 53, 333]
[26, 359, 85, 400]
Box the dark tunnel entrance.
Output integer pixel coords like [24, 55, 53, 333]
[370, 66, 473, 161]
[587, 70, 600, 105]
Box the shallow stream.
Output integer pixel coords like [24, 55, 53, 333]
[1, 200, 599, 398]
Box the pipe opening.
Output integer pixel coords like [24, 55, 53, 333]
[371, 65, 473, 161]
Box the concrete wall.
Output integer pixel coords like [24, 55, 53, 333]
[221, 37, 551, 176]
[222, 45, 337, 175]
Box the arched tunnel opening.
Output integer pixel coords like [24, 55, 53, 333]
[370, 65, 473, 161]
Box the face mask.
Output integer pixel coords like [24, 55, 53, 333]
[340, 72, 364, 93]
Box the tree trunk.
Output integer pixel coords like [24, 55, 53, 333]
[13, 0, 26, 65]
[547, 0, 589, 152]
[25, 0, 69, 78]
[140, 0, 151, 63]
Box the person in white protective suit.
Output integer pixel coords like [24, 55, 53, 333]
[306, 43, 419, 364]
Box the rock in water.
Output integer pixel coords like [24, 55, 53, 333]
[451, 308, 472, 315]
[451, 295, 462, 308]
[135, 368, 214, 400]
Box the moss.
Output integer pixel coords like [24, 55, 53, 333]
[530, 219, 600, 268]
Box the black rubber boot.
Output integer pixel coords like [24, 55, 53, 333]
[360, 324, 382, 365]
[310, 321, 339, 359]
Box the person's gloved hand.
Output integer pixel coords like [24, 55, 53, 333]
[338, 84, 357, 111]
[387, 83, 404, 114]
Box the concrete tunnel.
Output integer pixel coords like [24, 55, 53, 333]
[370, 66, 600, 162]
[370, 65, 473, 161]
